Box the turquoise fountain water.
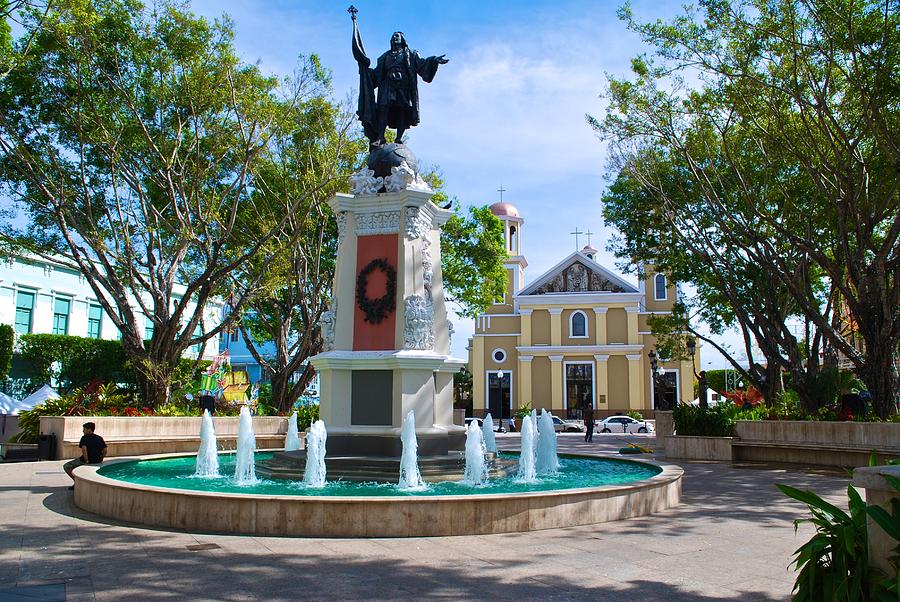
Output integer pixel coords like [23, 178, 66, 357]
[284, 411, 301, 452]
[303, 419, 327, 488]
[193, 410, 219, 478]
[517, 414, 537, 482]
[398, 410, 426, 490]
[482, 413, 497, 453]
[462, 419, 487, 486]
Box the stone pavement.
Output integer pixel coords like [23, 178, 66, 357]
[0, 433, 850, 601]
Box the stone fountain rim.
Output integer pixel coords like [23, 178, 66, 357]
[75, 450, 682, 502]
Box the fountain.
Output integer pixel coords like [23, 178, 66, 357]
[194, 410, 219, 478]
[398, 411, 426, 490]
[284, 412, 301, 451]
[233, 406, 257, 485]
[68, 16, 682, 534]
[482, 413, 497, 453]
[536, 409, 559, 475]
[462, 419, 488, 486]
[517, 414, 537, 483]
[302, 420, 327, 488]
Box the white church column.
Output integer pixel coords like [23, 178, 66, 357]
[626, 354, 643, 410]
[518, 355, 533, 409]
[549, 308, 563, 346]
[594, 354, 609, 410]
[593, 307, 608, 345]
[549, 354, 564, 411]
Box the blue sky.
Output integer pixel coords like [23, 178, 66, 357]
[183, 0, 738, 368]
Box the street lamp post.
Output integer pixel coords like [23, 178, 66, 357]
[648, 349, 667, 411]
[496, 370, 506, 433]
[686, 337, 708, 409]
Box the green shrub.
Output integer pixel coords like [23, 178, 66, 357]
[673, 403, 741, 436]
[17, 333, 131, 392]
[296, 404, 319, 431]
[626, 410, 644, 421]
[0, 324, 13, 380]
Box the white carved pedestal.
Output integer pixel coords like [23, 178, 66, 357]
[310, 188, 467, 456]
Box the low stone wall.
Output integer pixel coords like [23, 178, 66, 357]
[733, 420, 900, 467]
[41, 416, 289, 459]
[664, 435, 733, 461]
[735, 420, 900, 447]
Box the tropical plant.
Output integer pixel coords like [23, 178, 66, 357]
[626, 410, 644, 421]
[778, 472, 900, 600]
[515, 403, 533, 420]
[673, 403, 740, 437]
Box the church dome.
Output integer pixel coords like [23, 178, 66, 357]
[581, 244, 597, 254]
[489, 202, 520, 218]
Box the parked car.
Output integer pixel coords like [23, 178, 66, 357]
[596, 415, 654, 434]
[464, 417, 505, 432]
[552, 415, 586, 433]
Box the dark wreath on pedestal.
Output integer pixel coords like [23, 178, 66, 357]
[356, 258, 397, 324]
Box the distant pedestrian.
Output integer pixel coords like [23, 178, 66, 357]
[583, 404, 595, 443]
[508, 416, 516, 433]
[63, 422, 107, 491]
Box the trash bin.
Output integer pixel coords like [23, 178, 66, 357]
[37, 433, 56, 460]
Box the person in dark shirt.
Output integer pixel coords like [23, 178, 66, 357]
[63, 422, 107, 490]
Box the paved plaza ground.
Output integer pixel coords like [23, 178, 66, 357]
[0, 433, 849, 601]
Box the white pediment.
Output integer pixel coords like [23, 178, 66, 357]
[518, 252, 638, 296]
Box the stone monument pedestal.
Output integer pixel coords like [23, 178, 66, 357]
[309, 187, 466, 460]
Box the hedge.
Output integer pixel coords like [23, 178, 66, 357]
[0, 324, 12, 380]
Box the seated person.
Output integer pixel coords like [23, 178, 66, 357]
[63, 421, 107, 491]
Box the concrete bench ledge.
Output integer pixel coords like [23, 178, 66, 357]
[42, 415, 291, 459]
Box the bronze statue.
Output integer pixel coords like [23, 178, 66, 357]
[349, 6, 448, 149]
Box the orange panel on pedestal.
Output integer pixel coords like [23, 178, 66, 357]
[353, 233, 399, 351]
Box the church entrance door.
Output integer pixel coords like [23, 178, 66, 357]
[487, 371, 512, 424]
[565, 362, 594, 419]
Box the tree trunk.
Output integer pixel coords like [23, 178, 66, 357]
[858, 341, 898, 419]
[269, 369, 293, 414]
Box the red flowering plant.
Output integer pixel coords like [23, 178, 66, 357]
[721, 387, 764, 409]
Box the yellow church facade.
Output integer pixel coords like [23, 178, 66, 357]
[469, 202, 697, 420]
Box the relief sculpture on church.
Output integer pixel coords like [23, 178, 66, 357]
[532, 261, 627, 294]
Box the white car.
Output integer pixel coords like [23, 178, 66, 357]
[552, 416, 586, 433]
[596, 415, 654, 434]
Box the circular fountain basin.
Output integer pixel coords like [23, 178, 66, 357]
[73, 452, 682, 537]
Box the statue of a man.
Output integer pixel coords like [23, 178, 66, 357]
[350, 7, 448, 148]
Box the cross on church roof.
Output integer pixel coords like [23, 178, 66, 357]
[585, 230, 593, 247]
[497, 185, 506, 202]
[570, 227, 583, 250]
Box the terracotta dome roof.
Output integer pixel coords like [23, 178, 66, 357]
[582, 244, 597, 254]
[489, 202, 520, 218]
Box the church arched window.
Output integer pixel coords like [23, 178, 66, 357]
[654, 273, 667, 301]
[509, 225, 517, 253]
[570, 310, 588, 338]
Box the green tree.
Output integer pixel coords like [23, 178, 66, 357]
[233, 57, 366, 413]
[592, 0, 899, 416]
[0, 0, 324, 406]
[440, 204, 508, 318]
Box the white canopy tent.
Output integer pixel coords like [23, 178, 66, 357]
[0, 392, 31, 415]
[19, 385, 60, 411]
